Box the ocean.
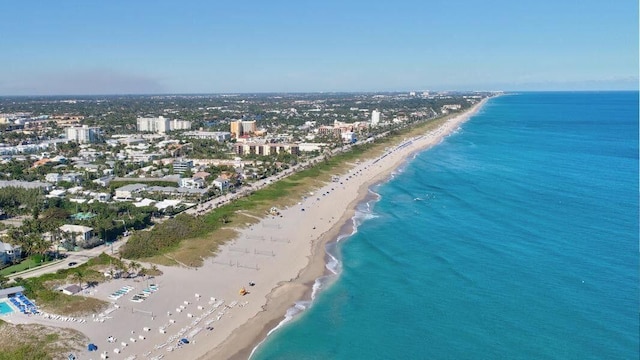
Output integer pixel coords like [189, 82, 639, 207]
[251, 92, 639, 360]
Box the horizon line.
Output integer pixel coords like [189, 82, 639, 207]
[1, 89, 638, 98]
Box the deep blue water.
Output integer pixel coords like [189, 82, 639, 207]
[252, 92, 639, 360]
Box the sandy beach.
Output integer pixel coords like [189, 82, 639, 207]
[2, 99, 487, 360]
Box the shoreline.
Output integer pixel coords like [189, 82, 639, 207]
[0, 99, 490, 360]
[203, 98, 491, 359]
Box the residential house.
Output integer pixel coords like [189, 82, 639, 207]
[179, 177, 205, 189]
[45, 173, 61, 183]
[59, 225, 93, 243]
[114, 184, 147, 200]
[0, 242, 22, 265]
[212, 177, 230, 191]
[59, 224, 100, 248]
[93, 175, 114, 187]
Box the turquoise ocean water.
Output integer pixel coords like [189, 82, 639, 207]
[252, 92, 639, 360]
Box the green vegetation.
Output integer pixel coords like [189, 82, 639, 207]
[11, 253, 119, 316]
[0, 344, 51, 360]
[0, 322, 86, 360]
[0, 255, 57, 276]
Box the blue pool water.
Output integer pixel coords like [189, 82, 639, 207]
[252, 92, 639, 360]
[0, 300, 15, 315]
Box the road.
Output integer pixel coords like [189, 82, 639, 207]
[8, 237, 129, 280]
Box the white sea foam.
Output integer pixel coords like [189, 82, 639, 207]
[250, 183, 383, 359]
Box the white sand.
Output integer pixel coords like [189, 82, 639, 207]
[3, 99, 488, 360]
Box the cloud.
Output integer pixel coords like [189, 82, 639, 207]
[0, 69, 166, 96]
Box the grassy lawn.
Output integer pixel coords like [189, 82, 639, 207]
[0, 256, 57, 276]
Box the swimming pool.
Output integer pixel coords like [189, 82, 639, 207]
[0, 300, 14, 315]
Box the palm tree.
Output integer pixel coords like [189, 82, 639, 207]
[72, 270, 85, 289]
[129, 261, 141, 278]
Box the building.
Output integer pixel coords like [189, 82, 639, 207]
[0, 286, 25, 299]
[60, 172, 83, 183]
[137, 116, 170, 134]
[45, 173, 61, 183]
[0, 180, 52, 191]
[230, 120, 242, 138]
[230, 120, 257, 138]
[59, 224, 101, 249]
[183, 131, 231, 141]
[0, 242, 22, 265]
[212, 177, 230, 191]
[241, 121, 257, 134]
[298, 143, 328, 152]
[441, 104, 462, 113]
[59, 225, 94, 244]
[62, 284, 82, 295]
[170, 119, 192, 131]
[371, 110, 381, 126]
[172, 160, 193, 174]
[114, 183, 147, 200]
[341, 131, 356, 144]
[65, 125, 100, 143]
[234, 143, 300, 156]
[179, 177, 205, 189]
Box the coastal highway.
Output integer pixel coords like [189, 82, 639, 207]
[8, 236, 128, 281]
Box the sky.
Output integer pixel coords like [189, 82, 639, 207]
[1, 0, 638, 95]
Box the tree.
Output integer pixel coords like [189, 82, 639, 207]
[72, 270, 85, 289]
[129, 261, 141, 278]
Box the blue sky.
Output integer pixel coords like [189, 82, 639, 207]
[1, 0, 637, 95]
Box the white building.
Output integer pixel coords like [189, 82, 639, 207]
[137, 116, 170, 134]
[170, 119, 192, 131]
[298, 143, 328, 152]
[183, 131, 231, 141]
[45, 173, 61, 183]
[341, 132, 356, 144]
[371, 110, 381, 126]
[179, 177, 205, 189]
[114, 183, 147, 200]
[65, 125, 99, 143]
[137, 117, 191, 133]
[59, 224, 93, 243]
[212, 177, 230, 191]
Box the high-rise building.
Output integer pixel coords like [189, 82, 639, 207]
[230, 120, 242, 138]
[241, 121, 257, 134]
[65, 125, 99, 143]
[137, 116, 171, 133]
[170, 119, 191, 131]
[230, 120, 257, 137]
[371, 110, 381, 126]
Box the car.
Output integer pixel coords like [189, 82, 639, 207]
[68, 262, 78, 267]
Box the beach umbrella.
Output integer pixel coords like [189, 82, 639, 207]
[87, 343, 98, 351]
[180, 338, 189, 344]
